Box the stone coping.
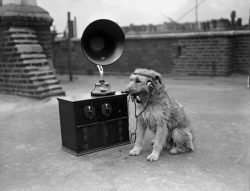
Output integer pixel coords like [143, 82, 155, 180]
[125, 30, 250, 39]
[55, 30, 250, 42]
[0, 4, 52, 21]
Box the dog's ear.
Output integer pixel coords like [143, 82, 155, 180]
[154, 75, 162, 84]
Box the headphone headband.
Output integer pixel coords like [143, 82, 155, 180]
[133, 72, 156, 80]
[133, 72, 161, 84]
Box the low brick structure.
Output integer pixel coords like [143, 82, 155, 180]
[0, 2, 65, 98]
[231, 34, 250, 73]
[54, 30, 250, 76]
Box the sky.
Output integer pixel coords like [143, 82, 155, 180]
[38, 0, 250, 37]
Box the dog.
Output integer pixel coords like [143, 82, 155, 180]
[125, 68, 194, 161]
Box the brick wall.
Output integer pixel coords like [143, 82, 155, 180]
[116, 38, 175, 74]
[54, 31, 250, 76]
[231, 34, 250, 73]
[54, 38, 175, 75]
[172, 36, 232, 76]
[0, 3, 65, 98]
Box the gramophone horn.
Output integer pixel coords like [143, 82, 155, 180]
[81, 19, 125, 66]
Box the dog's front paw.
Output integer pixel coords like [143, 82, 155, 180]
[147, 151, 160, 162]
[129, 147, 141, 156]
[169, 147, 179, 155]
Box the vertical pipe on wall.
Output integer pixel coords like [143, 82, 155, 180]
[67, 12, 73, 82]
[73, 16, 77, 38]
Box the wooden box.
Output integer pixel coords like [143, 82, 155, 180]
[57, 92, 130, 156]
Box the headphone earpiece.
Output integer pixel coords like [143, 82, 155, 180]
[147, 81, 153, 89]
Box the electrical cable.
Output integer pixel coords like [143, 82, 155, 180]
[129, 86, 153, 143]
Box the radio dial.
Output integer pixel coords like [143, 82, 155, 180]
[102, 103, 112, 117]
[84, 105, 95, 120]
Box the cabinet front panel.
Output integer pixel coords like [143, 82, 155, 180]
[74, 95, 128, 126]
[77, 123, 105, 151]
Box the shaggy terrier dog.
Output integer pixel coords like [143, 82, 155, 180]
[125, 68, 194, 161]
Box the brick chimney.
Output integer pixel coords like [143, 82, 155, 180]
[0, 0, 65, 98]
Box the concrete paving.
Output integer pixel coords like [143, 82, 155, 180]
[0, 74, 249, 191]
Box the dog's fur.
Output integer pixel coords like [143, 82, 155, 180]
[125, 68, 194, 161]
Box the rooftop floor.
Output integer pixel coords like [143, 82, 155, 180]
[0, 74, 249, 191]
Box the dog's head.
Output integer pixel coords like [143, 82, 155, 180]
[125, 68, 164, 103]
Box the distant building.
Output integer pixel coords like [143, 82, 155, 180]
[122, 11, 249, 34]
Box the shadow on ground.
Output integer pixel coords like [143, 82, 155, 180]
[0, 74, 249, 191]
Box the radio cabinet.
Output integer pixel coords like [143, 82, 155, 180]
[57, 92, 130, 156]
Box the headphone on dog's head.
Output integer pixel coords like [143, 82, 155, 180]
[133, 72, 161, 90]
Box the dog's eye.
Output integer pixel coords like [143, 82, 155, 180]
[135, 79, 141, 83]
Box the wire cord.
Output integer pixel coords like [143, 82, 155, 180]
[129, 88, 153, 143]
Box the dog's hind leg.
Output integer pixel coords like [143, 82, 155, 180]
[170, 127, 194, 155]
[165, 129, 174, 150]
[130, 117, 147, 156]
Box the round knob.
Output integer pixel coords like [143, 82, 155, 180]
[101, 103, 112, 117]
[84, 105, 95, 120]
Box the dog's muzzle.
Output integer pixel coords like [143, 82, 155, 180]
[125, 90, 142, 103]
[130, 93, 142, 103]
